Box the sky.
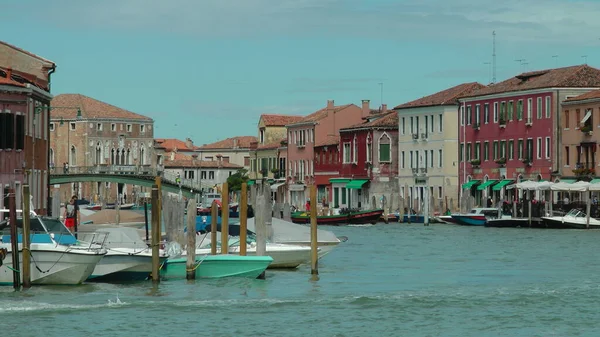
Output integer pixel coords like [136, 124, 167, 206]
[3, 0, 600, 145]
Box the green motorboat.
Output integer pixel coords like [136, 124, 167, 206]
[162, 254, 273, 279]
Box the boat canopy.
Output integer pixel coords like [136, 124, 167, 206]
[551, 181, 590, 192]
[590, 179, 600, 184]
[559, 179, 577, 184]
[476, 179, 497, 190]
[492, 179, 513, 191]
[461, 180, 480, 189]
[346, 179, 369, 189]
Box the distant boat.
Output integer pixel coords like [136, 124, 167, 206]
[119, 203, 135, 210]
[85, 204, 102, 211]
[291, 209, 384, 225]
[451, 208, 500, 226]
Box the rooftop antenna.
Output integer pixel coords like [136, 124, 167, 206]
[515, 59, 526, 72]
[378, 82, 384, 110]
[492, 31, 496, 84]
[582, 55, 588, 64]
[552, 55, 558, 67]
[484, 62, 491, 84]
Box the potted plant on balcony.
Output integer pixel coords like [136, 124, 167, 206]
[573, 167, 595, 178]
[260, 168, 268, 177]
[521, 157, 532, 166]
[271, 168, 280, 179]
[580, 124, 593, 135]
[470, 159, 481, 167]
[495, 157, 506, 167]
[472, 122, 480, 130]
[499, 116, 507, 126]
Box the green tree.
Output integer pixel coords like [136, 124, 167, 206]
[226, 168, 249, 191]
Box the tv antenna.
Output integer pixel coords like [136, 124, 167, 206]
[582, 55, 588, 64]
[552, 55, 558, 67]
[492, 31, 496, 83]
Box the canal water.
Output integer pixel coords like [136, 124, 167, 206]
[1, 223, 599, 336]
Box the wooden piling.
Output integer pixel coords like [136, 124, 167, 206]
[255, 184, 267, 279]
[186, 199, 197, 279]
[221, 182, 229, 254]
[528, 198, 532, 227]
[150, 184, 160, 283]
[210, 201, 217, 255]
[144, 202, 149, 241]
[8, 188, 20, 289]
[310, 185, 318, 275]
[22, 185, 31, 288]
[586, 191, 591, 229]
[239, 183, 248, 256]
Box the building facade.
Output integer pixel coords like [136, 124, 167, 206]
[49, 94, 155, 204]
[197, 136, 256, 170]
[560, 90, 600, 180]
[337, 107, 399, 210]
[396, 83, 484, 212]
[285, 100, 371, 209]
[458, 66, 600, 205]
[313, 135, 340, 204]
[154, 138, 200, 172]
[0, 41, 56, 215]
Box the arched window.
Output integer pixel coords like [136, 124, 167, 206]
[126, 148, 131, 165]
[49, 148, 55, 168]
[120, 149, 125, 165]
[140, 146, 145, 165]
[95, 142, 102, 165]
[366, 134, 372, 162]
[111, 148, 115, 165]
[70, 146, 76, 166]
[378, 133, 391, 163]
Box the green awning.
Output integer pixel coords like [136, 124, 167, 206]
[591, 179, 600, 184]
[560, 179, 576, 184]
[462, 180, 480, 189]
[247, 180, 255, 186]
[477, 180, 497, 190]
[346, 179, 369, 189]
[330, 178, 350, 184]
[492, 179, 513, 191]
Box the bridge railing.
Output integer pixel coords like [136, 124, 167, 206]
[51, 165, 157, 176]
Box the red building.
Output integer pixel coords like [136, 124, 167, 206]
[458, 65, 600, 204]
[336, 106, 398, 209]
[0, 41, 56, 215]
[313, 135, 340, 203]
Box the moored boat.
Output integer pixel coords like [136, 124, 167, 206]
[162, 254, 273, 279]
[541, 208, 600, 229]
[290, 208, 383, 225]
[451, 208, 499, 226]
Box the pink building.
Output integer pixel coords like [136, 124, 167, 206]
[458, 65, 600, 204]
[285, 100, 370, 209]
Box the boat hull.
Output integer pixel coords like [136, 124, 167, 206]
[196, 244, 311, 269]
[87, 252, 168, 282]
[436, 215, 459, 224]
[162, 254, 272, 279]
[451, 215, 487, 226]
[541, 217, 600, 229]
[290, 209, 384, 225]
[0, 246, 104, 285]
[485, 218, 531, 228]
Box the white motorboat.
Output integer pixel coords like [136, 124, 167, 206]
[0, 216, 107, 285]
[78, 227, 169, 282]
[541, 208, 600, 229]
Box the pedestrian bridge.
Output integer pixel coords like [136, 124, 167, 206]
[49, 165, 209, 197]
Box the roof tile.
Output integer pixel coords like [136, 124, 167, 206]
[163, 153, 242, 168]
[260, 114, 304, 126]
[564, 89, 600, 102]
[288, 104, 354, 126]
[154, 138, 200, 152]
[50, 94, 153, 121]
[394, 82, 486, 109]
[340, 111, 398, 131]
[315, 135, 340, 147]
[199, 136, 257, 150]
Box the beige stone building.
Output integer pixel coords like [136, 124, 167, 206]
[197, 136, 256, 170]
[49, 94, 155, 203]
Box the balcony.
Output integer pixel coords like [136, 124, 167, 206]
[494, 157, 506, 167]
[525, 117, 533, 127]
[472, 122, 480, 131]
[498, 118, 507, 128]
[470, 159, 481, 168]
[580, 125, 593, 136]
[521, 157, 532, 167]
[573, 167, 595, 179]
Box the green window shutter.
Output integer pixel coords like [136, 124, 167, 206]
[379, 143, 391, 162]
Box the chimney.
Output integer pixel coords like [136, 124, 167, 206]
[5, 67, 12, 79]
[170, 151, 175, 161]
[327, 100, 334, 109]
[361, 100, 370, 115]
[233, 137, 238, 149]
[382, 104, 387, 113]
[185, 137, 193, 149]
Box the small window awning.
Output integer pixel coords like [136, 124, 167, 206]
[330, 178, 350, 184]
[270, 182, 285, 191]
[462, 180, 480, 189]
[247, 180, 255, 186]
[559, 179, 576, 184]
[590, 178, 600, 184]
[492, 179, 513, 191]
[477, 179, 497, 190]
[346, 179, 369, 189]
[581, 109, 592, 124]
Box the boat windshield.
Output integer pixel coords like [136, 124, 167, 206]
[566, 208, 586, 218]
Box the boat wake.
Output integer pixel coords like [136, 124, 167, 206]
[107, 294, 125, 306]
[0, 298, 128, 314]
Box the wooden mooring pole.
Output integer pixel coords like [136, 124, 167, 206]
[221, 182, 229, 254]
[144, 202, 149, 242]
[239, 183, 248, 256]
[150, 184, 160, 283]
[186, 199, 197, 279]
[22, 185, 31, 288]
[210, 201, 217, 255]
[310, 185, 319, 276]
[8, 188, 20, 289]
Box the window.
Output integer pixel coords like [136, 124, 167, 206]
[141, 124, 146, 133]
[425, 115, 429, 136]
[438, 114, 443, 132]
[545, 96, 551, 118]
[379, 135, 391, 162]
[483, 141, 489, 161]
[526, 138, 534, 160]
[416, 116, 420, 132]
[424, 150, 428, 168]
[126, 124, 132, 132]
[16, 114, 24, 150]
[474, 142, 480, 160]
[343, 143, 351, 163]
[466, 143, 472, 161]
[493, 141, 498, 160]
[537, 137, 542, 159]
[508, 140, 514, 160]
[438, 149, 442, 167]
[545, 137, 551, 159]
[401, 151, 405, 168]
[493, 102, 498, 123]
[484, 103, 489, 124]
[537, 97, 543, 119]
[401, 118, 405, 135]
[430, 114, 434, 133]
[460, 107, 464, 126]
[111, 123, 116, 131]
[466, 106, 472, 125]
[209, 171, 215, 180]
[500, 140, 506, 159]
[518, 139, 524, 159]
[97, 123, 103, 131]
[430, 149, 434, 167]
[353, 137, 358, 163]
[475, 105, 480, 125]
[244, 156, 250, 166]
[565, 146, 570, 166]
[500, 101, 506, 122]
[366, 141, 372, 162]
[70, 122, 76, 130]
[410, 151, 414, 168]
[410, 116, 414, 133]
[517, 100, 523, 120]
[508, 101, 514, 120]
[50, 123, 55, 131]
[565, 110, 570, 128]
[527, 98, 533, 123]
[459, 144, 464, 162]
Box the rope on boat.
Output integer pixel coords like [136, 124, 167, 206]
[28, 247, 71, 274]
[5, 266, 19, 273]
[186, 254, 209, 272]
